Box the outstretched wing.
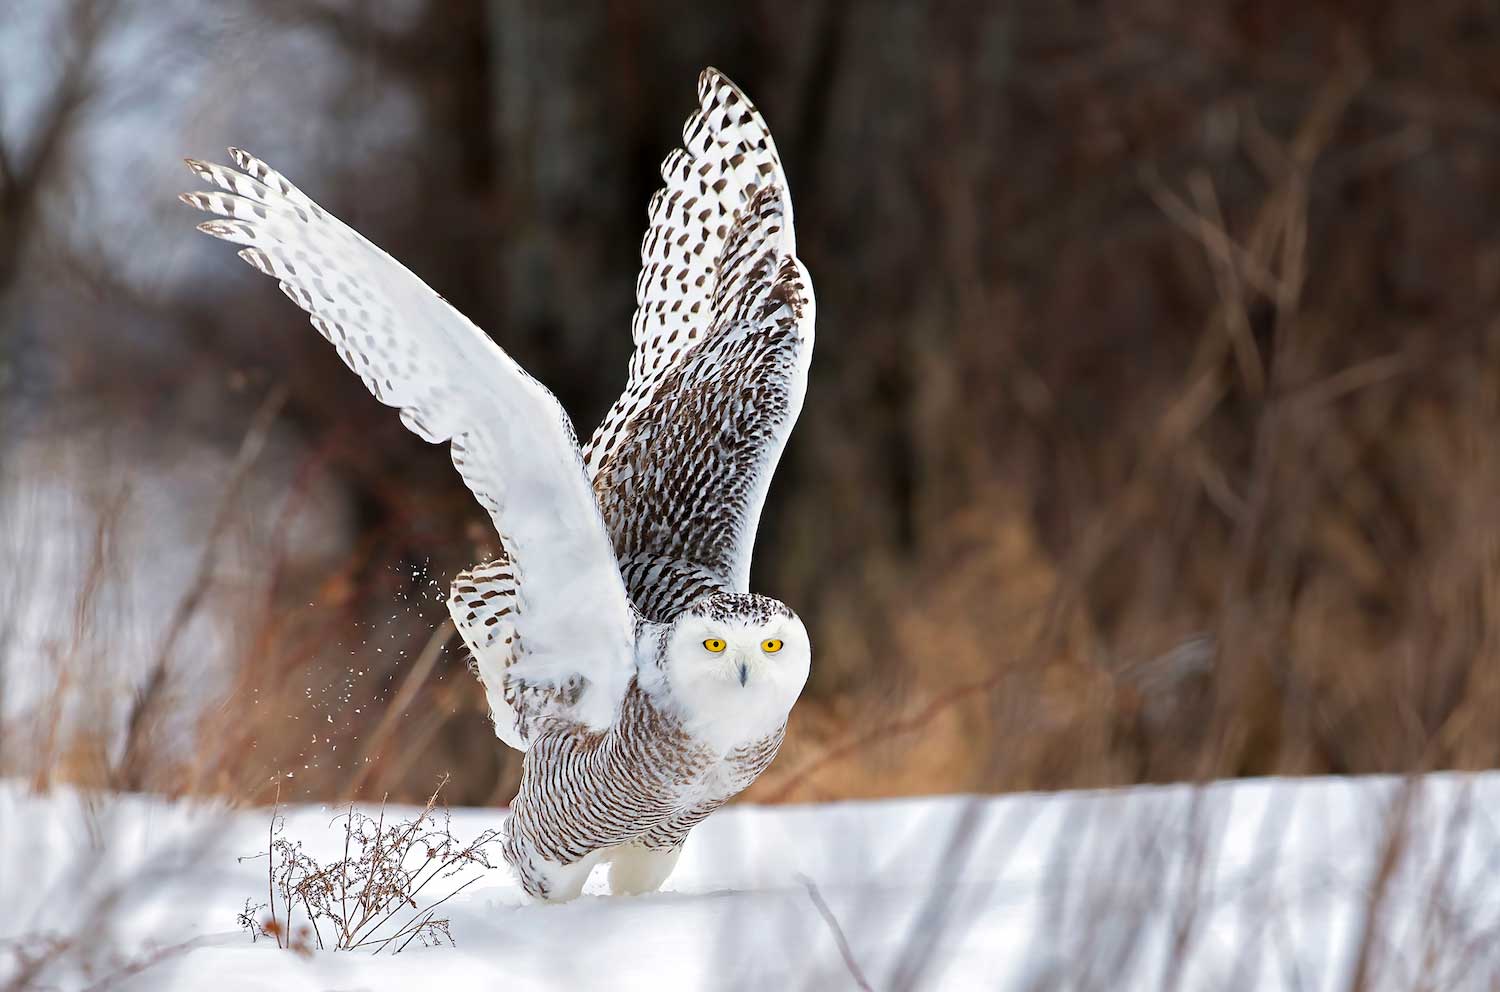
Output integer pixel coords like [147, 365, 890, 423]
[585, 68, 815, 598]
[181, 150, 636, 749]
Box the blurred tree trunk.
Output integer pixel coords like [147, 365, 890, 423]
[0, 0, 114, 298]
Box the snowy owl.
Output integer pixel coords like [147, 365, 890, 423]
[181, 68, 814, 901]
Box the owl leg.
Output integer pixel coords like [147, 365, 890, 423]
[504, 825, 601, 903]
[514, 848, 600, 903]
[605, 841, 682, 896]
[537, 851, 601, 903]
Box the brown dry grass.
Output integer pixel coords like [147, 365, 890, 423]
[238, 777, 501, 955]
[3, 3, 1499, 813]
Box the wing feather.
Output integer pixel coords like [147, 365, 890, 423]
[586, 69, 814, 597]
[182, 151, 637, 747]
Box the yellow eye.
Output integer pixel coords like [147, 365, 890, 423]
[761, 638, 783, 653]
[703, 638, 726, 653]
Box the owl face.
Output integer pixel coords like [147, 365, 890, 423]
[661, 593, 811, 751]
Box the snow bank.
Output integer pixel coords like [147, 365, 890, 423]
[3, 774, 1498, 989]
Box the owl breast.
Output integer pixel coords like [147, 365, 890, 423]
[505, 678, 785, 879]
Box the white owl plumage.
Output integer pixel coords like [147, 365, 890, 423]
[183, 68, 814, 901]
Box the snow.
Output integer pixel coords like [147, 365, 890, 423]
[4, 774, 1500, 990]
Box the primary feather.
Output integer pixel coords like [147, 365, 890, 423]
[181, 149, 637, 748]
[586, 67, 815, 599]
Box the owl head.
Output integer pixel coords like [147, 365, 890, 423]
[658, 592, 811, 751]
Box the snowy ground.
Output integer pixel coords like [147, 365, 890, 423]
[4, 774, 1500, 990]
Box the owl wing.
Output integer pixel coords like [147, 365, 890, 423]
[181, 150, 637, 749]
[585, 69, 815, 596]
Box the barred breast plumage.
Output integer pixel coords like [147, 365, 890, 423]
[504, 674, 785, 899]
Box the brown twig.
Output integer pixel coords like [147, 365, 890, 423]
[116, 385, 288, 789]
[798, 875, 872, 992]
[1345, 778, 1419, 992]
[340, 620, 455, 801]
[269, 779, 282, 949]
[242, 773, 495, 954]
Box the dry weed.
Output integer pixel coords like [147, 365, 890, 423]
[237, 777, 500, 955]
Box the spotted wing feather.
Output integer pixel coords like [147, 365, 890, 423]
[586, 69, 815, 596]
[181, 150, 637, 748]
[583, 68, 787, 479]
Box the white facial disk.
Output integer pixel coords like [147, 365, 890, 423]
[660, 599, 811, 753]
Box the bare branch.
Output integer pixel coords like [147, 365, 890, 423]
[798, 875, 872, 992]
[115, 385, 288, 788]
[0, 0, 122, 294]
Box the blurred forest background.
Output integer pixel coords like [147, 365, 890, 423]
[3, 0, 1500, 808]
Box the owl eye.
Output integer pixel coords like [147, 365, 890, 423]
[703, 638, 726, 653]
[761, 638, 783, 653]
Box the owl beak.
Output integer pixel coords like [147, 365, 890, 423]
[737, 661, 749, 686]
